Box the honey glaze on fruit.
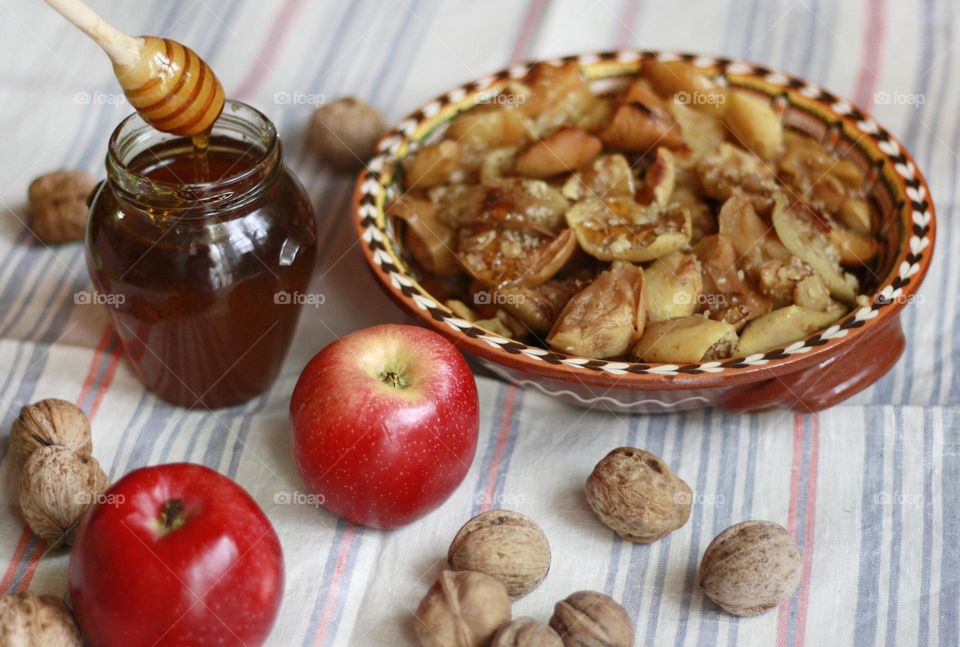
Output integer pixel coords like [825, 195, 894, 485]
[87, 133, 316, 408]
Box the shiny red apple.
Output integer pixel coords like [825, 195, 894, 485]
[290, 324, 479, 528]
[68, 463, 284, 647]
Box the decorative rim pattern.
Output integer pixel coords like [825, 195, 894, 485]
[354, 50, 935, 381]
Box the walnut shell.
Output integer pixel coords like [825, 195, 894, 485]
[18, 445, 109, 546]
[585, 447, 692, 543]
[414, 570, 511, 647]
[699, 520, 802, 616]
[309, 97, 386, 170]
[0, 591, 82, 646]
[549, 590, 634, 647]
[27, 170, 97, 244]
[10, 399, 92, 469]
[448, 509, 551, 599]
[492, 617, 563, 647]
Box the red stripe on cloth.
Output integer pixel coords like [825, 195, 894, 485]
[311, 524, 358, 647]
[616, 0, 642, 48]
[509, 0, 549, 65]
[854, 0, 886, 109]
[776, 413, 806, 645]
[1, 325, 122, 594]
[479, 386, 519, 513]
[0, 534, 34, 593]
[234, 0, 307, 99]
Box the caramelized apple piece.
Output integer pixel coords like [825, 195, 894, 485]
[770, 195, 859, 304]
[829, 227, 878, 266]
[749, 257, 813, 307]
[723, 90, 783, 159]
[519, 61, 598, 134]
[437, 178, 570, 235]
[717, 194, 790, 264]
[633, 316, 738, 363]
[644, 251, 702, 321]
[514, 127, 602, 178]
[403, 140, 461, 190]
[566, 197, 691, 263]
[839, 198, 874, 235]
[600, 101, 684, 152]
[475, 309, 528, 340]
[457, 227, 577, 288]
[390, 195, 459, 275]
[735, 305, 846, 356]
[641, 59, 727, 114]
[793, 274, 834, 311]
[445, 106, 528, 157]
[697, 143, 779, 213]
[561, 154, 635, 201]
[547, 262, 644, 358]
[497, 277, 591, 333]
[637, 147, 676, 205]
[671, 102, 726, 164]
[694, 234, 772, 329]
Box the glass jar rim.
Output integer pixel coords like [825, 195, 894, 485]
[106, 100, 280, 212]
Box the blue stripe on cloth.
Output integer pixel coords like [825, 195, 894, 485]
[300, 519, 352, 647]
[918, 407, 934, 644]
[884, 408, 905, 647]
[321, 524, 365, 647]
[677, 413, 714, 647]
[489, 388, 525, 506]
[696, 413, 741, 646]
[854, 406, 886, 644]
[784, 415, 813, 647]
[727, 416, 761, 646]
[472, 380, 507, 516]
[642, 415, 687, 647]
[939, 407, 960, 644]
[621, 415, 666, 619]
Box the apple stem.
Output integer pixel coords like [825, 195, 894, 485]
[379, 370, 407, 389]
[160, 499, 187, 533]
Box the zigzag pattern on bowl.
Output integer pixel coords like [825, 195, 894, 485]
[355, 50, 934, 377]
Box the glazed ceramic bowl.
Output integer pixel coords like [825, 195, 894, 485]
[353, 51, 935, 413]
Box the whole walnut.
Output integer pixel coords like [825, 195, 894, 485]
[585, 447, 691, 543]
[699, 520, 802, 616]
[27, 170, 97, 244]
[0, 591, 82, 646]
[448, 509, 551, 599]
[549, 590, 634, 647]
[18, 445, 109, 546]
[10, 399, 92, 468]
[309, 97, 386, 170]
[492, 617, 563, 647]
[415, 570, 511, 647]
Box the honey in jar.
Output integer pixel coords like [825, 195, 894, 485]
[86, 101, 317, 408]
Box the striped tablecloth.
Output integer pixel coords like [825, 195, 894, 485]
[0, 1, 956, 645]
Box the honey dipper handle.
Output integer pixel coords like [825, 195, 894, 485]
[43, 0, 143, 68]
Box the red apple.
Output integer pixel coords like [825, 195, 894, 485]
[68, 463, 283, 647]
[290, 323, 479, 528]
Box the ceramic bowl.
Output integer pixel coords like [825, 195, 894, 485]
[353, 51, 935, 413]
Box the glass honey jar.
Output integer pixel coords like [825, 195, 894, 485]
[86, 101, 317, 408]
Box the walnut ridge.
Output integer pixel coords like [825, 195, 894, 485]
[415, 569, 511, 647]
[9, 399, 92, 469]
[309, 97, 386, 170]
[549, 590, 634, 647]
[18, 445, 109, 546]
[585, 447, 692, 543]
[448, 509, 551, 599]
[492, 617, 563, 647]
[698, 520, 802, 616]
[0, 591, 82, 646]
[27, 170, 97, 244]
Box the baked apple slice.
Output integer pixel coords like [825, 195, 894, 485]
[547, 262, 645, 358]
[457, 226, 577, 288]
[566, 197, 691, 263]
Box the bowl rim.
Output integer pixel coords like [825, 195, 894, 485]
[352, 49, 936, 388]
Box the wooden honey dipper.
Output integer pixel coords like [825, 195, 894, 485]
[44, 0, 225, 137]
